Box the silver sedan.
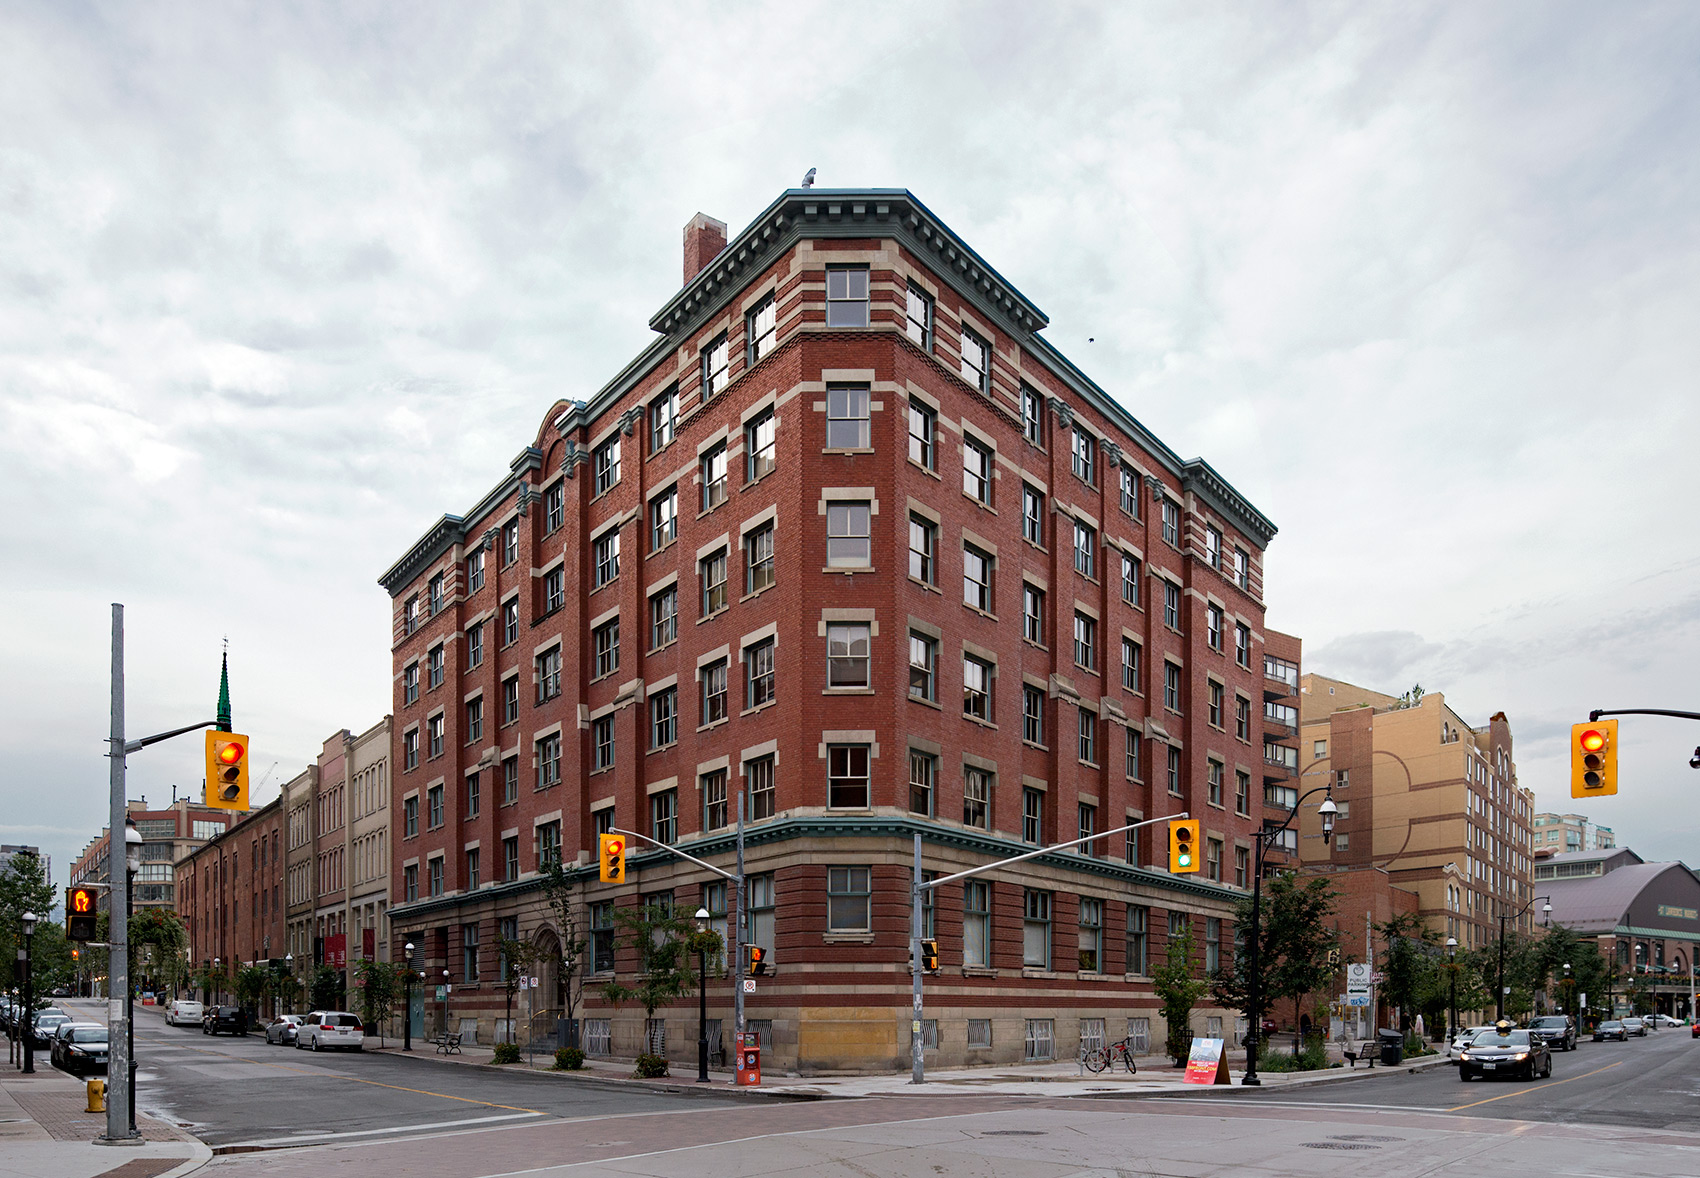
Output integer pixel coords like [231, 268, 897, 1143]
[264, 1015, 304, 1045]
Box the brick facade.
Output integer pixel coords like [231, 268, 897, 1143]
[178, 798, 285, 1004]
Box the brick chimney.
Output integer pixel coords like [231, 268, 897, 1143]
[682, 213, 728, 285]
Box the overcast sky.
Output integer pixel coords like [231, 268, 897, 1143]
[4, 2, 1697, 891]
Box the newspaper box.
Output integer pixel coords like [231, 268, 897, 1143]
[735, 1031, 761, 1086]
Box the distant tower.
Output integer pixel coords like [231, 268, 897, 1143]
[217, 647, 233, 733]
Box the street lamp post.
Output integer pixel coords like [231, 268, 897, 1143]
[1242, 786, 1337, 1086]
[441, 970, 450, 1040]
[1561, 963, 1572, 1021]
[124, 819, 142, 1137]
[1446, 937, 1458, 1049]
[19, 911, 37, 1074]
[694, 907, 711, 1083]
[402, 943, 415, 1051]
[1495, 895, 1551, 1021]
[284, 954, 294, 1016]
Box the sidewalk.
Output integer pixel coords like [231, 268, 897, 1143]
[0, 1067, 210, 1178]
[367, 1037, 1451, 1100]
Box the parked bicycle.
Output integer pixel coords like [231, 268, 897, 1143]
[1083, 1036, 1138, 1074]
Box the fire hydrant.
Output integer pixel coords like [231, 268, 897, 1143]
[85, 1078, 105, 1113]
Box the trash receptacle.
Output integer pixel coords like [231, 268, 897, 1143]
[1378, 1028, 1403, 1066]
[556, 1018, 579, 1050]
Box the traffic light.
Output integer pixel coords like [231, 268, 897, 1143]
[66, 886, 98, 941]
[920, 939, 940, 974]
[204, 730, 251, 811]
[598, 833, 627, 883]
[748, 945, 769, 976]
[1327, 947, 1341, 967]
[1570, 720, 1619, 797]
[1169, 819, 1198, 873]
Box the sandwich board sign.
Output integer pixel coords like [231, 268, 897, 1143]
[1183, 1036, 1231, 1085]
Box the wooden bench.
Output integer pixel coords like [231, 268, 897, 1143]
[433, 1033, 462, 1055]
[1341, 1040, 1377, 1069]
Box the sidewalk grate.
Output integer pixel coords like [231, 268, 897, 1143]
[1303, 1142, 1380, 1150]
[92, 1161, 182, 1178]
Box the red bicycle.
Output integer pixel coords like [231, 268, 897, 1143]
[1083, 1037, 1138, 1074]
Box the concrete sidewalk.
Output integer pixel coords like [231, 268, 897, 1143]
[0, 1068, 211, 1178]
[368, 1036, 1450, 1100]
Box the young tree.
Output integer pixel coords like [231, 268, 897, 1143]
[274, 969, 303, 1015]
[235, 965, 271, 1015]
[499, 938, 543, 1045]
[1154, 919, 1210, 1065]
[600, 902, 722, 1068]
[1377, 913, 1441, 1034]
[354, 959, 398, 1043]
[129, 907, 189, 997]
[310, 964, 343, 1010]
[538, 862, 591, 1022]
[0, 850, 56, 993]
[1210, 874, 1339, 1037]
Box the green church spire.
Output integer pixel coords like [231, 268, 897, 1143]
[217, 645, 232, 732]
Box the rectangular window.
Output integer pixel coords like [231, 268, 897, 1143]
[538, 820, 561, 869]
[466, 697, 483, 743]
[427, 713, 444, 758]
[403, 863, 418, 900]
[403, 662, 419, 705]
[1078, 801, 1099, 857]
[426, 784, 443, 828]
[825, 266, 870, 327]
[429, 857, 443, 897]
[701, 442, 728, 511]
[1163, 581, 1181, 629]
[593, 437, 620, 495]
[1207, 604, 1224, 651]
[827, 623, 870, 688]
[960, 326, 990, 392]
[591, 901, 615, 973]
[1119, 467, 1140, 517]
[908, 631, 937, 701]
[826, 865, 872, 931]
[467, 549, 485, 594]
[827, 745, 870, 809]
[1167, 745, 1183, 795]
[905, 281, 933, 348]
[747, 873, 776, 954]
[593, 619, 620, 679]
[700, 548, 728, 615]
[1236, 770, 1251, 816]
[1020, 483, 1044, 546]
[744, 523, 775, 594]
[1235, 623, 1251, 668]
[908, 751, 935, 815]
[650, 686, 677, 749]
[502, 599, 519, 646]
[1120, 555, 1141, 608]
[701, 333, 730, 399]
[537, 733, 562, 789]
[826, 501, 871, 567]
[502, 755, 518, 804]
[1236, 695, 1251, 740]
[908, 515, 935, 583]
[703, 769, 728, 830]
[826, 385, 870, 448]
[593, 529, 620, 587]
[650, 385, 678, 453]
[1022, 786, 1043, 844]
[428, 644, 444, 688]
[650, 585, 678, 649]
[1122, 638, 1141, 691]
[745, 409, 776, 482]
[537, 645, 562, 702]
[466, 770, 481, 818]
[962, 545, 992, 611]
[1073, 520, 1096, 578]
[1126, 905, 1149, 974]
[908, 402, 935, 470]
[748, 756, 775, 820]
[1071, 431, 1095, 485]
[1164, 662, 1182, 711]
[466, 847, 480, 890]
[650, 487, 678, 551]
[1208, 759, 1224, 807]
[650, 789, 677, 846]
[746, 293, 777, 366]
[402, 728, 419, 771]
[1023, 890, 1052, 969]
[544, 483, 564, 533]
[503, 836, 519, 882]
[964, 880, 991, 966]
[1022, 684, 1044, 745]
[1022, 584, 1045, 644]
[543, 568, 564, 613]
[1073, 612, 1095, 671]
[701, 659, 728, 724]
[1126, 727, 1142, 780]
[744, 638, 775, 708]
[962, 437, 993, 504]
[1205, 524, 1223, 569]
[1235, 845, 1250, 888]
[501, 520, 518, 567]
[1208, 681, 1224, 727]
[1161, 498, 1180, 546]
[467, 622, 484, 669]
[963, 655, 992, 720]
[430, 573, 445, 615]
[1078, 897, 1103, 972]
[1024, 1019, 1054, 1061]
[590, 716, 614, 771]
[500, 676, 519, 725]
[1234, 546, 1250, 590]
[963, 766, 991, 829]
[1078, 708, 1097, 764]
[1020, 386, 1043, 445]
[1206, 916, 1221, 971]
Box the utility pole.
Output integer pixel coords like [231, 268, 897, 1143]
[733, 790, 746, 1044]
[102, 604, 138, 1145]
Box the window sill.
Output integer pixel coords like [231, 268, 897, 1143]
[695, 501, 728, 522]
[907, 576, 940, 594]
[649, 638, 677, 656]
[696, 608, 730, 626]
[651, 537, 677, 558]
[740, 700, 777, 718]
[740, 583, 776, 604]
[743, 469, 776, 493]
[1021, 967, 1063, 980]
[962, 494, 996, 515]
[823, 687, 875, 696]
[961, 965, 998, 979]
[696, 718, 729, 734]
[1074, 664, 1099, 679]
[907, 459, 941, 481]
[1123, 972, 1151, 983]
[1023, 638, 1048, 654]
[823, 932, 875, 944]
[588, 766, 614, 778]
[1073, 571, 1100, 586]
[909, 694, 942, 710]
[587, 580, 618, 597]
[1022, 739, 1047, 751]
[1077, 970, 1114, 983]
[822, 565, 876, 575]
[647, 742, 677, 756]
[962, 605, 998, 622]
[963, 715, 998, 731]
[821, 447, 876, 456]
[1078, 760, 1100, 770]
[590, 672, 619, 685]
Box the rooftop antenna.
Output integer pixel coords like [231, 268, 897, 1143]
[800, 167, 816, 189]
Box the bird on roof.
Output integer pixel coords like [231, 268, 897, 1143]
[801, 167, 816, 188]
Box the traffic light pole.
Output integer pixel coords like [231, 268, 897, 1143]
[1587, 708, 1700, 722]
[908, 813, 1185, 1085]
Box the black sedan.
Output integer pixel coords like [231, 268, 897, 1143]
[202, 1005, 248, 1036]
[1594, 1020, 1628, 1042]
[1459, 1026, 1551, 1081]
[53, 1025, 110, 1076]
[1528, 1015, 1577, 1052]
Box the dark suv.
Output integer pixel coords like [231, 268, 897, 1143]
[1528, 1014, 1577, 1052]
[202, 1005, 248, 1036]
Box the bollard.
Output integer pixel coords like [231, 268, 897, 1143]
[86, 1078, 105, 1113]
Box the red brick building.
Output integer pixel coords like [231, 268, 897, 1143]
[177, 797, 287, 1005]
[379, 188, 1290, 1070]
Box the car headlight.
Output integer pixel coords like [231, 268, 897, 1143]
[1513, 1052, 1528, 1060]
[1458, 1052, 1470, 1060]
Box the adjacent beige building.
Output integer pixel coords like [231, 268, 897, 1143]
[1296, 675, 1535, 951]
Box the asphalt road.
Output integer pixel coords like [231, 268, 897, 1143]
[58, 998, 738, 1148]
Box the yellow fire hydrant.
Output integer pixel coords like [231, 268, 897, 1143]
[85, 1078, 105, 1113]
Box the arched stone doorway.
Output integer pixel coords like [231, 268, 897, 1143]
[531, 927, 562, 1012]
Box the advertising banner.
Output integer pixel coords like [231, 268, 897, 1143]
[1183, 1036, 1231, 1085]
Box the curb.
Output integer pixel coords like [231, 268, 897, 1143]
[156, 1140, 215, 1177]
[366, 1048, 830, 1103]
[1084, 1053, 1454, 1099]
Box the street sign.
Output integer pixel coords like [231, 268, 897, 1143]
[1346, 994, 1371, 1007]
[435, 986, 446, 1000]
[742, 979, 756, 993]
[1346, 963, 1372, 989]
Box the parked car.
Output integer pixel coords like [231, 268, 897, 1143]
[1622, 1017, 1648, 1037]
[1458, 1025, 1551, 1081]
[295, 1011, 365, 1052]
[165, 999, 204, 1027]
[202, 1005, 248, 1036]
[1650, 1014, 1682, 1028]
[1449, 1024, 1497, 1061]
[28, 1011, 71, 1049]
[50, 986, 70, 998]
[1527, 1015, 1578, 1052]
[1594, 1020, 1628, 1041]
[265, 1015, 304, 1045]
[50, 1023, 108, 1075]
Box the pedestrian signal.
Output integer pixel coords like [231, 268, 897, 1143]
[748, 945, 769, 976]
[204, 731, 251, 811]
[598, 833, 626, 883]
[920, 939, 941, 974]
[1570, 720, 1618, 797]
[66, 886, 98, 941]
[1169, 819, 1198, 874]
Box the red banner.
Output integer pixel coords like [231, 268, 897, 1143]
[325, 933, 346, 970]
[362, 928, 375, 960]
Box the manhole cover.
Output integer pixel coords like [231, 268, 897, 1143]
[1303, 1142, 1380, 1150]
[983, 1130, 1047, 1136]
[1330, 1135, 1403, 1143]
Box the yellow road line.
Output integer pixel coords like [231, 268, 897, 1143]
[138, 1036, 543, 1114]
[1447, 1060, 1622, 1111]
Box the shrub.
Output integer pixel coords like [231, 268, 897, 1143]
[1256, 1037, 1329, 1073]
[554, 1046, 585, 1070]
[633, 1052, 669, 1078]
[492, 1043, 522, 1065]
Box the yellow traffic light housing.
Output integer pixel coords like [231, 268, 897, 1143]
[1169, 819, 1199, 873]
[204, 731, 251, 811]
[66, 886, 98, 941]
[1571, 720, 1619, 797]
[598, 833, 627, 883]
[920, 939, 941, 974]
[748, 945, 769, 976]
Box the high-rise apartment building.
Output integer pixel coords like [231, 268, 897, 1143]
[69, 799, 235, 916]
[379, 188, 1287, 1070]
[1532, 811, 1615, 857]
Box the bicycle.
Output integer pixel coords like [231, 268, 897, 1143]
[1083, 1036, 1138, 1074]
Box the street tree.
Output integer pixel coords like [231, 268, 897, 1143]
[537, 861, 590, 1023]
[600, 902, 722, 1063]
[1154, 918, 1209, 1065]
[1210, 874, 1339, 1038]
[0, 850, 56, 993]
[310, 964, 343, 1010]
[235, 965, 270, 1015]
[354, 958, 399, 1043]
[499, 938, 543, 1045]
[1376, 912, 1441, 1035]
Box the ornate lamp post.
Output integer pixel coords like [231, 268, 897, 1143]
[1495, 895, 1550, 1021]
[1446, 937, 1458, 1049]
[402, 942, 416, 1051]
[441, 969, 451, 1039]
[20, 911, 37, 1074]
[1242, 786, 1336, 1086]
[694, 907, 711, 1083]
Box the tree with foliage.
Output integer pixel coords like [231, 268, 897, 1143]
[0, 850, 57, 994]
[1377, 913, 1442, 1034]
[499, 938, 543, 1045]
[601, 903, 723, 1064]
[354, 958, 399, 1043]
[235, 965, 271, 1016]
[1211, 874, 1339, 1036]
[129, 907, 190, 997]
[1154, 919, 1210, 1065]
[274, 968, 303, 1015]
[310, 963, 343, 1010]
[538, 862, 591, 1022]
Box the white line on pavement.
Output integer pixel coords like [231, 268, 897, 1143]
[220, 1111, 545, 1148]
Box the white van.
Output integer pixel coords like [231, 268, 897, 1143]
[165, 999, 204, 1027]
[296, 1011, 365, 1052]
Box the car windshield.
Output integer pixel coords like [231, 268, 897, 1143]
[1601, 1021, 1622, 1029]
[71, 1028, 108, 1043]
[1470, 1029, 1530, 1046]
[1533, 1018, 1568, 1028]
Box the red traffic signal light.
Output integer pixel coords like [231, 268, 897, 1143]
[1579, 729, 1606, 753]
[748, 945, 769, 976]
[66, 886, 98, 941]
[1570, 720, 1618, 797]
[205, 731, 251, 811]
